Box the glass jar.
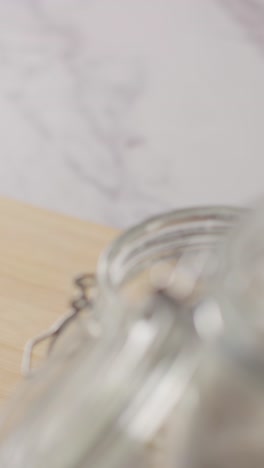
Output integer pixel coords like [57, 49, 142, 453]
[0, 206, 242, 468]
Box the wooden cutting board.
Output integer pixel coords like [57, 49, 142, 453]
[0, 197, 117, 406]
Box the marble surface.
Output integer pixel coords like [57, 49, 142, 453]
[0, 0, 264, 227]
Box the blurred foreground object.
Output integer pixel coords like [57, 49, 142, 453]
[0, 205, 257, 468]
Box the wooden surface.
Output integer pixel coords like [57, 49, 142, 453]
[0, 197, 117, 406]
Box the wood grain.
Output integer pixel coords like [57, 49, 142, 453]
[0, 197, 117, 405]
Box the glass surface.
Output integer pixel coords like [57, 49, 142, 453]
[168, 337, 264, 468]
[215, 201, 264, 343]
[168, 202, 264, 468]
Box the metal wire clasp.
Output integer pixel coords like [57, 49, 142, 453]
[22, 273, 97, 377]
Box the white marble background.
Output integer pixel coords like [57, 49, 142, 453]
[0, 0, 264, 227]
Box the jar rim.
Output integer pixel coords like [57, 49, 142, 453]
[97, 205, 244, 301]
